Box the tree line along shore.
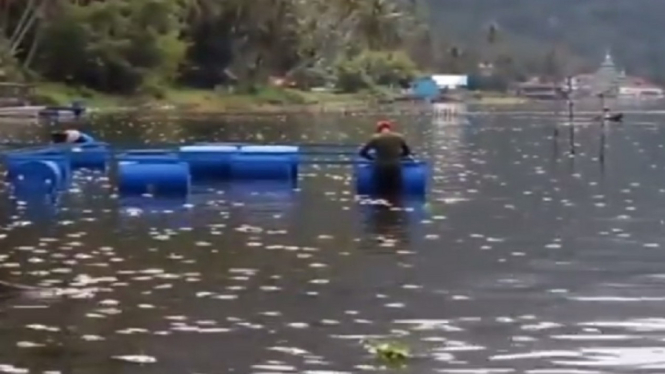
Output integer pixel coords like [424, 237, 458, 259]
[1, 0, 533, 111]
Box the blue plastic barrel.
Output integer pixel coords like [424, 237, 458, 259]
[117, 149, 180, 163]
[31, 150, 73, 186]
[68, 143, 108, 169]
[6, 150, 71, 190]
[78, 132, 95, 143]
[230, 145, 299, 180]
[119, 196, 188, 212]
[354, 160, 428, 196]
[240, 145, 299, 156]
[117, 161, 191, 196]
[9, 160, 63, 195]
[178, 144, 238, 180]
[194, 142, 246, 147]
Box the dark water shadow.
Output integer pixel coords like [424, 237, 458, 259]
[358, 197, 427, 248]
[8, 190, 59, 225]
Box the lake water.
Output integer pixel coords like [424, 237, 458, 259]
[3, 104, 665, 373]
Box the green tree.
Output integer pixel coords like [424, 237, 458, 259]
[333, 50, 418, 92]
[36, 0, 187, 94]
[1, 0, 431, 94]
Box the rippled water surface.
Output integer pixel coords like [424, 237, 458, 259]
[3, 105, 665, 373]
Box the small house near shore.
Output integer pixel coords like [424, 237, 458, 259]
[410, 74, 469, 100]
[411, 76, 439, 100]
[431, 75, 469, 90]
[512, 78, 564, 100]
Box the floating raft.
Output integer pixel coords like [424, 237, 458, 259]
[1, 134, 430, 199]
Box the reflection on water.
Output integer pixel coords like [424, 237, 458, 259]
[4, 107, 665, 372]
[118, 196, 192, 230]
[9, 192, 59, 224]
[359, 198, 426, 249]
[364, 202, 408, 237]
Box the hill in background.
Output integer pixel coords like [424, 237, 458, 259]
[427, 0, 665, 83]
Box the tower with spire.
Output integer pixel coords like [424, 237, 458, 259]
[592, 49, 621, 96]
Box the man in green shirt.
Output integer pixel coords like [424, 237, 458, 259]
[359, 120, 413, 197]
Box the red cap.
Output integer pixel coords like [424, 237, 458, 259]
[376, 120, 393, 132]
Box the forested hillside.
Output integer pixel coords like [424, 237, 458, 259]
[428, 0, 665, 83]
[1, 0, 664, 101]
[0, 0, 430, 98]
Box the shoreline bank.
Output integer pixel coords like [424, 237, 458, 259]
[0, 83, 533, 117]
[33, 83, 396, 114]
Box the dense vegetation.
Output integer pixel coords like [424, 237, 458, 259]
[2, 0, 665, 101]
[0, 0, 429, 97]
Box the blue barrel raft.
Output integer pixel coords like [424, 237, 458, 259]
[354, 160, 428, 197]
[67, 142, 109, 169]
[117, 161, 191, 197]
[5, 149, 71, 191]
[8, 160, 64, 196]
[230, 145, 299, 181]
[178, 144, 238, 180]
[118, 149, 180, 163]
[75, 132, 96, 143]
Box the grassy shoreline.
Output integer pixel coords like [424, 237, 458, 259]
[33, 83, 385, 113]
[32, 83, 529, 113]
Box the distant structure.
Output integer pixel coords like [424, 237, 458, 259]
[512, 77, 563, 100]
[617, 75, 664, 99]
[568, 50, 663, 99]
[431, 75, 469, 91]
[410, 74, 469, 101]
[411, 76, 440, 101]
[592, 50, 621, 97]
[569, 50, 621, 98]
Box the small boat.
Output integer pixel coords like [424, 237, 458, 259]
[604, 113, 623, 122]
[38, 101, 86, 118]
[38, 106, 86, 118]
[594, 112, 624, 122]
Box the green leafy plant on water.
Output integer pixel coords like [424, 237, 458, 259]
[362, 339, 411, 367]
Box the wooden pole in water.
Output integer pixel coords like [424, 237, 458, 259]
[600, 93, 607, 130]
[569, 121, 575, 155]
[566, 76, 574, 120]
[599, 125, 606, 173]
[569, 94, 575, 154]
